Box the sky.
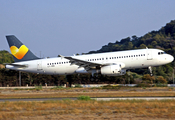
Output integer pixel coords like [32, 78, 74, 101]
[0, 0, 175, 57]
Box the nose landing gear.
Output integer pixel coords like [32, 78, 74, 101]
[148, 66, 153, 76]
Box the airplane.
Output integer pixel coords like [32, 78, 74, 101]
[5, 35, 174, 78]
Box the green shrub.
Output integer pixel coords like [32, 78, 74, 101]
[74, 84, 83, 88]
[77, 96, 91, 101]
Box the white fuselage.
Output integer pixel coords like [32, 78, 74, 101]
[6, 49, 174, 75]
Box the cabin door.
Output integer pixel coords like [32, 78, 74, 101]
[147, 50, 153, 60]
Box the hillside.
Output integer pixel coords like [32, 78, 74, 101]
[89, 20, 175, 55]
[0, 50, 14, 64]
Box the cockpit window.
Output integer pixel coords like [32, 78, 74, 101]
[158, 52, 166, 55]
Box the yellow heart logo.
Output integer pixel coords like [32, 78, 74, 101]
[10, 45, 29, 59]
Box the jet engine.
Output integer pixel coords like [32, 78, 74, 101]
[101, 64, 126, 76]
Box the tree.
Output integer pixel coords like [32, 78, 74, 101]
[120, 37, 130, 44]
[156, 76, 167, 84]
[142, 74, 155, 84]
[126, 42, 133, 50]
[151, 41, 157, 47]
[139, 44, 147, 49]
[132, 35, 138, 41]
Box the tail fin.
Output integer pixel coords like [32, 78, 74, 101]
[6, 35, 39, 62]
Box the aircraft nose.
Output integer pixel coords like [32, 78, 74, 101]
[169, 55, 174, 62]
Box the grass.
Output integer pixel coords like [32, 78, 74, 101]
[0, 90, 175, 99]
[0, 87, 175, 119]
[0, 99, 175, 119]
[100, 84, 122, 90]
[34, 85, 42, 91]
[50, 86, 64, 90]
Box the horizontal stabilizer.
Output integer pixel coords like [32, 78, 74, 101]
[4, 63, 28, 68]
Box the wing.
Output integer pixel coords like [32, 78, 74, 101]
[59, 55, 118, 71]
[65, 56, 102, 70]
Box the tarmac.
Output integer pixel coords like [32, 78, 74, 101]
[0, 97, 175, 102]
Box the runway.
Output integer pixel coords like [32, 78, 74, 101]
[0, 97, 175, 102]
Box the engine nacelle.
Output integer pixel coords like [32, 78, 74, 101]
[101, 64, 126, 76]
[75, 67, 88, 74]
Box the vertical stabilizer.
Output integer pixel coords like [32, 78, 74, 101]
[6, 35, 39, 62]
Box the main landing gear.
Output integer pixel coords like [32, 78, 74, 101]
[90, 70, 99, 82]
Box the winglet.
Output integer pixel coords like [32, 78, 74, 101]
[58, 55, 65, 59]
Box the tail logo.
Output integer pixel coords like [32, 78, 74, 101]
[10, 45, 29, 59]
